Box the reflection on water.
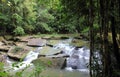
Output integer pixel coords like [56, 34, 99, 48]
[40, 68, 89, 77]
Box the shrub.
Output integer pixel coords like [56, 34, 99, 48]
[13, 26, 25, 36]
[0, 62, 9, 77]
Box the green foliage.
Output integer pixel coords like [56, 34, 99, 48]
[0, 60, 45, 77]
[36, 22, 52, 33]
[0, 13, 9, 22]
[23, 24, 34, 33]
[0, 62, 9, 77]
[35, 2, 54, 33]
[82, 27, 89, 33]
[13, 26, 25, 36]
[0, 0, 89, 34]
[0, 62, 4, 71]
[12, 13, 23, 24]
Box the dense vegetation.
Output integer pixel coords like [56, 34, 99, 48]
[0, 0, 88, 35]
[0, 0, 120, 77]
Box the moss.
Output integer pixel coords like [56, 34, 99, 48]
[13, 46, 24, 53]
[70, 39, 89, 47]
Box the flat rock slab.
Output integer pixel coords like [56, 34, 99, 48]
[0, 46, 11, 51]
[70, 39, 88, 47]
[8, 46, 30, 60]
[39, 46, 62, 56]
[27, 38, 47, 47]
[17, 36, 37, 42]
[15, 42, 27, 47]
[32, 57, 66, 69]
[46, 54, 69, 58]
[47, 40, 60, 47]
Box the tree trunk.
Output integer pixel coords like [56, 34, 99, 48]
[110, 0, 120, 68]
[89, 0, 94, 77]
[100, 0, 111, 77]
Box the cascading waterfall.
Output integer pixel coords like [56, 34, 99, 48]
[54, 39, 90, 72]
[6, 38, 90, 72]
[6, 47, 42, 71]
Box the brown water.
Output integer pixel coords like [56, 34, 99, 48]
[40, 68, 89, 77]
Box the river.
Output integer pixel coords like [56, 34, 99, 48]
[6, 38, 90, 77]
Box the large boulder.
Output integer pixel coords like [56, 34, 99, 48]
[8, 46, 30, 60]
[27, 38, 47, 47]
[39, 46, 62, 56]
[32, 57, 66, 69]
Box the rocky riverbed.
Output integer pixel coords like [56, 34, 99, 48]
[0, 34, 90, 77]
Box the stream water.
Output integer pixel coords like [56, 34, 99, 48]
[6, 38, 90, 77]
[54, 41, 90, 72]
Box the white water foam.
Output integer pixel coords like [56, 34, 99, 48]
[6, 47, 42, 71]
[54, 39, 90, 72]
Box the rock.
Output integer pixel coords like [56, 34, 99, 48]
[3, 35, 13, 41]
[42, 35, 69, 40]
[27, 38, 46, 47]
[15, 42, 27, 47]
[32, 57, 66, 69]
[74, 36, 83, 39]
[46, 40, 60, 47]
[8, 46, 30, 61]
[39, 46, 62, 56]
[46, 54, 69, 58]
[0, 41, 4, 46]
[70, 39, 88, 47]
[50, 36, 69, 40]
[60, 36, 69, 39]
[67, 56, 80, 69]
[0, 54, 8, 66]
[0, 46, 11, 52]
[0, 36, 4, 41]
[1, 40, 8, 45]
[18, 36, 37, 42]
[41, 36, 51, 40]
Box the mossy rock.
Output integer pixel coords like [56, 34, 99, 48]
[8, 46, 30, 61]
[27, 38, 47, 47]
[70, 39, 89, 47]
[47, 40, 60, 47]
[32, 57, 66, 69]
[39, 46, 62, 56]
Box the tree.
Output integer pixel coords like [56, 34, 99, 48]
[89, 0, 94, 77]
